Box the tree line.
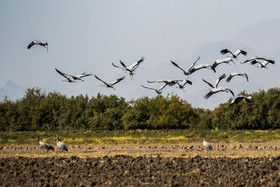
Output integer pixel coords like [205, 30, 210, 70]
[1, 87, 280, 131]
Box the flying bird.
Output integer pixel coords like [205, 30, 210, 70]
[95, 75, 125, 89]
[176, 79, 193, 90]
[38, 137, 54, 153]
[203, 74, 234, 99]
[211, 57, 235, 71]
[55, 68, 92, 83]
[242, 56, 274, 64]
[113, 56, 145, 79]
[226, 72, 249, 82]
[250, 59, 275, 69]
[229, 96, 252, 107]
[141, 84, 167, 94]
[27, 40, 48, 51]
[170, 57, 202, 76]
[147, 79, 192, 87]
[56, 135, 68, 152]
[220, 49, 247, 58]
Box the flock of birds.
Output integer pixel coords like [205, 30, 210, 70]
[27, 40, 275, 107]
[38, 135, 68, 153]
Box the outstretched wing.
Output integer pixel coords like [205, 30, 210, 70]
[186, 56, 201, 71]
[220, 49, 232, 55]
[111, 76, 126, 85]
[55, 68, 70, 79]
[94, 75, 110, 86]
[112, 62, 122, 68]
[170, 60, 188, 74]
[27, 40, 38, 49]
[214, 73, 226, 88]
[202, 79, 214, 88]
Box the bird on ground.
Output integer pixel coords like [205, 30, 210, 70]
[112, 56, 145, 79]
[220, 49, 247, 59]
[55, 68, 92, 83]
[170, 57, 204, 76]
[56, 135, 68, 152]
[241, 56, 274, 64]
[229, 96, 252, 107]
[141, 84, 167, 94]
[211, 57, 235, 72]
[27, 40, 48, 51]
[250, 59, 275, 69]
[202, 134, 212, 154]
[203, 74, 235, 99]
[226, 72, 249, 82]
[38, 137, 54, 153]
[95, 75, 125, 89]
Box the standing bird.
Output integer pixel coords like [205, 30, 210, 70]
[202, 134, 212, 155]
[250, 59, 275, 69]
[170, 57, 204, 76]
[27, 40, 48, 51]
[141, 84, 167, 94]
[220, 49, 247, 59]
[203, 74, 235, 99]
[56, 135, 68, 152]
[229, 96, 252, 107]
[95, 75, 126, 89]
[211, 57, 235, 72]
[38, 137, 54, 153]
[112, 56, 145, 79]
[226, 72, 249, 82]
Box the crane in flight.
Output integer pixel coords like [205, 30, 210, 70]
[226, 72, 249, 82]
[203, 74, 234, 99]
[27, 40, 48, 51]
[95, 75, 126, 89]
[220, 49, 247, 59]
[55, 68, 93, 83]
[112, 56, 145, 79]
[229, 96, 252, 107]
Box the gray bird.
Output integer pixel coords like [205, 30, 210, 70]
[202, 134, 212, 155]
[95, 75, 126, 89]
[229, 96, 252, 107]
[170, 57, 206, 76]
[27, 40, 48, 51]
[211, 57, 235, 71]
[141, 84, 167, 94]
[250, 59, 275, 69]
[226, 72, 249, 82]
[56, 135, 68, 152]
[38, 137, 54, 153]
[220, 49, 247, 59]
[113, 56, 144, 79]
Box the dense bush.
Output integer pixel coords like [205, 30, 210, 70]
[1, 87, 280, 131]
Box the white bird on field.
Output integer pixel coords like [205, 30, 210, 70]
[226, 72, 249, 82]
[27, 40, 48, 51]
[170, 57, 206, 76]
[203, 74, 235, 99]
[202, 134, 212, 154]
[211, 57, 235, 71]
[112, 56, 144, 79]
[250, 59, 275, 69]
[229, 96, 252, 107]
[55, 68, 92, 83]
[56, 135, 68, 152]
[220, 49, 247, 59]
[95, 75, 125, 89]
[38, 137, 54, 153]
[141, 84, 167, 94]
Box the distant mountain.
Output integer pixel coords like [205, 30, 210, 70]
[0, 80, 25, 101]
[234, 19, 280, 58]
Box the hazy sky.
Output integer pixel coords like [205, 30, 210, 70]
[1, 1, 280, 109]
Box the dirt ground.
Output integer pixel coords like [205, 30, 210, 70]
[1, 142, 280, 186]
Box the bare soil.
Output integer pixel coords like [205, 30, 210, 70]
[1, 143, 280, 186]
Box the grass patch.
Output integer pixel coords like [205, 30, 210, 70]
[1, 129, 280, 145]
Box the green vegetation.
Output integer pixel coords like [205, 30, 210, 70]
[1, 129, 280, 145]
[1, 87, 280, 132]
